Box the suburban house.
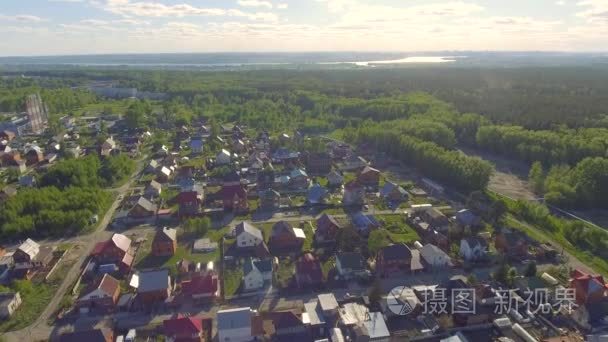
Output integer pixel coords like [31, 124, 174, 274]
[0, 292, 22, 319]
[460, 237, 488, 262]
[219, 183, 248, 213]
[495, 230, 529, 258]
[76, 274, 120, 313]
[217, 307, 254, 342]
[59, 328, 114, 342]
[268, 221, 306, 253]
[420, 243, 453, 268]
[129, 196, 157, 218]
[253, 310, 309, 340]
[132, 269, 172, 304]
[152, 227, 177, 257]
[235, 222, 264, 249]
[376, 243, 413, 276]
[163, 315, 212, 342]
[190, 137, 204, 154]
[12, 238, 40, 264]
[24, 145, 44, 165]
[243, 257, 273, 291]
[342, 155, 368, 171]
[454, 209, 482, 229]
[91, 233, 134, 273]
[289, 168, 310, 189]
[176, 188, 204, 218]
[570, 269, 608, 305]
[145, 180, 162, 198]
[18, 175, 36, 188]
[351, 212, 380, 235]
[306, 152, 332, 175]
[157, 166, 173, 183]
[295, 253, 323, 288]
[357, 166, 381, 190]
[422, 208, 450, 232]
[304, 300, 328, 339]
[315, 213, 342, 244]
[257, 167, 275, 192]
[181, 273, 219, 301]
[335, 252, 369, 280]
[380, 181, 409, 202]
[216, 149, 231, 165]
[327, 170, 344, 187]
[146, 159, 159, 174]
[259, 189, 280, 211]
[100, 136, 117, 157]
[307, 183, 328, 204]
[343, 181, 365, 206]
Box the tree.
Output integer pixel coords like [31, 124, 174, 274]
[524, 261, 537, 277]
[125, 101, 148, 129]
[368, 230, 391, 256]
[488, 199, 507, 225]
[184, 217, 211, 236]
[337, 227, 361, 253]
[529, 161, 545, 194]
[368, 280, 383, 305]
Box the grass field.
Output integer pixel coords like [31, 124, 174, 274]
[223, 267, 243, 297]
[376, 214, 420, 244]
[0, 282, 56, 332]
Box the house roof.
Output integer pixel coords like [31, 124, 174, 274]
[380, 181, 408, 198]
[163, 315, 204, 336]
[455, 209, 480, 226]
[97, 273, 120, 296]
[327, 170, 344, 182]
[243, 257, 273, 276]
[135, 196, 157, 212]
[351, 212, 379, 229]
[147, 180, 162, 191]
[304, 301, 326, 326]
[235, 222, 263, 241]
[360, 165, 379, 176]
[135, 269, 170, 292]
[290, 168, 308, 178]
[317, 213, 342, 229]
[344, 180, 362, 191]
[217, 307, 252, 330]
[462, 237, 487, 250]
[59, 328, 113, 342]
[317, 293, 339, 312]
[181, 274, 218, 296]
[296, 253, 323, 283]
[155, 227, 177, 242]
[17, 238, 40, 259]
[379, 243, 412, 261]
[220, 184, 247, 201]
[307, 184, 328, 203]
[362, 312, 390, 339]
[112, 233, 131, 252]
[272, 311, 303, 330]
[336, 252, 366, 270]
[218, 149, 231, 158]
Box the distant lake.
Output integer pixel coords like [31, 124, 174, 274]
[322, 56, 460, 66]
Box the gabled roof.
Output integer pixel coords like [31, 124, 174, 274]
[462, 237, 487, 250]
[81, 273, 119, 300]
[163, 315, 204, 336]
[380, 181, 407, 198]
[344, 180, 363, 191]
[155, 227, 177, 242]
[336, 252, 366, 271]
[220, 184, 247, 201]
[307, 184, 328, 203]
[134, 196, 157, 212]
[111, 233, 131, 253]
[290, 168, 308, 178]
[181, 274, 218, 296]
[17, 238, 40, 259]
[235, 222, 263, 241]
[147, 180, 162, 191]
[379, 243, 412, 261]
[134, 269, 170, 292]
[318, 293, 339, 312]
[243, 257, 273, 276]
[360, 165, 380, 176]
[217, 307, 252, 330]
[59, 328, 113, 342]
[218, 149, 231, 158]
[455, 209, 480, 226]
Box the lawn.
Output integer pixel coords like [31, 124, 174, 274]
[0, 281, 56, 332]
[223, 267, 243, 297]
[73, 100, 131, 116]
[377, 214, 420, 244]
[321, 256, 336, 279]
[275, 257, 295, 288]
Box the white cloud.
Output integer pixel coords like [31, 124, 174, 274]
[556, 0, 566, 5]
[577, 0, 608, 22]
[277, 3, 288, 9]
[0, 14, 46, 22]
[95, 0, 279, 21]
[237, 0, 273, 9]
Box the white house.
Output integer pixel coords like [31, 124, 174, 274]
[217, 307, 254, 342]
[459, 237, 488, 262]
[420, 244, 452, 268]
[327, 170, 344, 187]
[101, 136, 117, 157]
[235, 222, 264, 248]
[243, 258, 273, 291]
[0, 292, 22, 319]
[216, 149, 231, 165]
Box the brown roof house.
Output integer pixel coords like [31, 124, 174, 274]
[422, 208, 450, 232]
[268, 221, 306, 254]
[91, 233, 134, 273]
[24, 145, 44, 166]
[152, 227, 177, 257]
[306, 152, 332, 175]
[12, 238, 55, 272]
[77, 274, 120, 313]
[495, 230, 529, 259]
[295, 253, 323, 289]
[59, 328, 114, 342]
[342, 181, 365, 206]
[315, 214, 343, 244]
[129, 196, 158, 218]
[376, 243, 413, 277]
[357, 166, 380, 191]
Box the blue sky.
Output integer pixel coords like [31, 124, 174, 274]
[0, 0, 607, 56]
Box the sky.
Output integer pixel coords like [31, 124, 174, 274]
[0, 0, 607, 56]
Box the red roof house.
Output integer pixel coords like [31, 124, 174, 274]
[220, 184, 248, 213]
[181, 273, 219, 301]
[570, 269, 608, 305]
[357, 166, 380, 189]
[295, 253, 323, 288]
[268, 221, 306, 253]
[77, 274, 121, 312]
[315, 214, 342, 243]
[91, 233, 133, 273]
[163, 315, 212, 342]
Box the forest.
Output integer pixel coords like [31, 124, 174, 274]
[1, 67, 608, 211]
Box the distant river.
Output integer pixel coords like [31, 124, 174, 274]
[322, 56, 461, 66]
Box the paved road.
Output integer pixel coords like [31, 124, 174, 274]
[2, 157, 147, 342]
